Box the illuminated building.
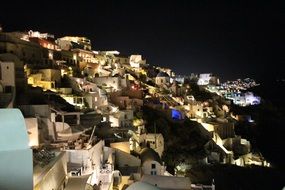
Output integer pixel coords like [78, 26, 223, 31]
[28, 30, 55, 39]
[155, 72, 170, 86]
[93, 76, 127, 92]
[130, 132, 164, 158]
[129, 54, 146, 68]
[115, 54, 129, 65]
[72, 48, 98, 64]
[197, 73, 220, 86]
[140, 148, 165, 176]
[109, 109, 134, 127]
[57, 36, 92, 51]
[0, 32, 45, 65]
[27, 69, 61, 91]
[28, 30, 57, 50]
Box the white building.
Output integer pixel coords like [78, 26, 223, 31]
[197, 73, 219, 86]
[155, 72, 170, 86]
[0, 61, 15, 108]
[244, 92, 261, 105]
[57, 36, 92, 51]
[130, 132, 164, 158]
[66, 140, 115, 190]
[93, 76, 127, 91]
[229, 92, 261, 106]
[109, 109, 134, 128]
[140, 148, 166, 176]
[81, 82, 109, 110]
[27, 69, 61, 90]
[129, 55, 146, 68]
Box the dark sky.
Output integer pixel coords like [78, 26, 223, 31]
[0, 0, 284, 81]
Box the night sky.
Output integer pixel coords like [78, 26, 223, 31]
[0, 0, 284, 81]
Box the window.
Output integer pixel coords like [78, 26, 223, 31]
[4, 86, 12, 93]
[151, 163, 156, 169]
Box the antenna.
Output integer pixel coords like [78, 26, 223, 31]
[154, 122, 157, 149]
[88, 125, 96, 146]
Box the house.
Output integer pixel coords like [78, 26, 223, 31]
[27, 69, 61, 90]
[155, 72, 170, 86]
[115, 55, 129, 65]
[244, 92, 261, 105]
[109, 110, 134, 128]
[93, 76, 127, 92]
[130, 132, 164, 158]
[66, 140, 116, 190]
[57, 36, 92, 51]
[140, 148, 166, 176]
[0, 61, 15, 108]
[110, 90, 144, 110]
[169, 80, 186, 97]
[81, 82, 109, 110]
[0, 32, 45, 66]
[129, 54, 146, 68]
[197, 73, 219, 86]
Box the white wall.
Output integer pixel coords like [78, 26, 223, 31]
[142, 160, 163, 176]
[25, 118, 39, 147]
[0, 61, 15, 87]
[34, 152, 67, 190]
[66, 140, 104, 174]
[155, 77, 169, 86]
[145, 134, 164, 158]
[39, 69, 61, 83]
[93, 77, 127, 91]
